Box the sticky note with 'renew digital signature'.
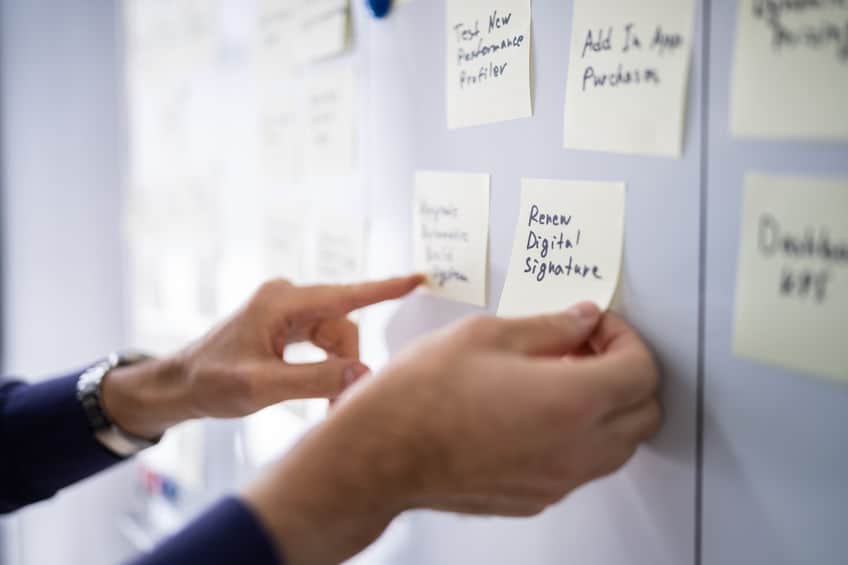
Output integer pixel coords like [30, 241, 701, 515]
[563, 0, 695, 157]
[498, 179, 625, 317]
[445, 0, 532, 129]
[733, 173, 848, 382]
[413, 171, 490, 307]
[730, 1, 848, 140]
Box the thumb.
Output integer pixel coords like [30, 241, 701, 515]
[495, 302, 602, 356]
[258, 359, 371, 401]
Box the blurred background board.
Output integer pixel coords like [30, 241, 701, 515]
[0, 1, 845, 565]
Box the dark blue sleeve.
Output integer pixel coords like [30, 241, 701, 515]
[0, 373, 122, 513]
[129, 497, 282, 565]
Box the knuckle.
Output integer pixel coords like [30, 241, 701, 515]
[461, 314, 499, 343]
[255, 278, 292, 301]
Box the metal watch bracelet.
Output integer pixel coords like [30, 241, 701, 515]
[76, 351, 161, 457]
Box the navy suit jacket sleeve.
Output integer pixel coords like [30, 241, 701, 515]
[1, 374, 282, 565]
[0, 372, 121, 513]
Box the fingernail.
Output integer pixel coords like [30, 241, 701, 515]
[568, 302, 601, 323]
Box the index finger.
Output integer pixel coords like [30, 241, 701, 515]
[290, 274, 426, 318]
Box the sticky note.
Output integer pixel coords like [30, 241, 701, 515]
[263, 200, 307, 284]
[445, 0, 532, 129]
[733, 173, 848, 382]
[413, 171, 490, 307]
[304, 67, 357, 177]
[296, 0, 349, 63]
[730, 1, 848, 140]
[311, 214, 367, 285]
[498, 179, 625, 317]
[256, 0, 299, 77]
[563, 0, 695, 157]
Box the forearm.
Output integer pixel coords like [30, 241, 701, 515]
[129, 497, 281, 565]
[0, 373, 121, 512]
[242, 389, 413, 565]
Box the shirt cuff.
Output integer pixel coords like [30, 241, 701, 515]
[0, 373, 121, 512]
[129, 497, 282, 565]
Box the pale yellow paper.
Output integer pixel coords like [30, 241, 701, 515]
[733, 173, 848, 381]
[563, 0, 695, 157]
[413, 171, 491, 307]
[310, 214, 367, 285]
[730, 1, 848, 140]
[445, 0, 532, 129]
[256, 0, 299, 77]
[498, 179, 625, 317]
[296, 0, 349, 63]
[303, 67, 357, 177]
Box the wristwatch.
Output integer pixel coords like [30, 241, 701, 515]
[77, 351, 161, 457]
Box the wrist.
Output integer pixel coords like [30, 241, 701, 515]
[100, 354, 192, 439]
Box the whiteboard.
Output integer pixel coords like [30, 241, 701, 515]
[702, 3, 848, 565]
[114, 1, 848, 564]
[360, 1, 701, 564]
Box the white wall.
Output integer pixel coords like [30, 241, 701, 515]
[0, 1, 135, 563]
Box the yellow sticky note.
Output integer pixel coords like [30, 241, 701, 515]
[311, 214, 367, 285]
[295, 0, 349, 63]
[730, 1, 848, 140]
[498, 179, 625, 317]
[413, 171, 490, 307]
[563, 0, 695, 157]
[304, 67, 357, 178]
[445, 0, 532, 129]
[733, 173, 848, 381]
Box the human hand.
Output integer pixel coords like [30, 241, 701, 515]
[244, 304, 660, 564]
[100, 274, 424, 438]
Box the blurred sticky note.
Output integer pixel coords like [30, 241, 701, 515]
[296, 0, 349, 63]
[730, 1, 848, 139]
[413, 171, 490, 307]
[733, 173, 848, 381]
[304, 67, 357, 177]
[445, 0, 532, 129]
[311, 214, 367, 285]
[563, 0, 695, 157]
[498, 179, 625, 317]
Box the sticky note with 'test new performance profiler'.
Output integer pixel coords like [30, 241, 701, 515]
[498, 179, 625, 318]
[445, 0, 532, 129]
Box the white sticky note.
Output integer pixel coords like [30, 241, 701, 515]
[296, 0, 349, 63]
[498, 179, 625, 317]
[730, 2, 848, 140]
[256, 0, 299, 77]
[445, 0, 532, 129]
[304, 67, 357, 177]
[733, 173, 848, 382]
[311, 214, 367, 285]
[563, 0, 695, 157]
[263, 200, 308, 284]
[413, 171, 491, 307]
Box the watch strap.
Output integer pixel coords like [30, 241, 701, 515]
[77, 352, 160, 457]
